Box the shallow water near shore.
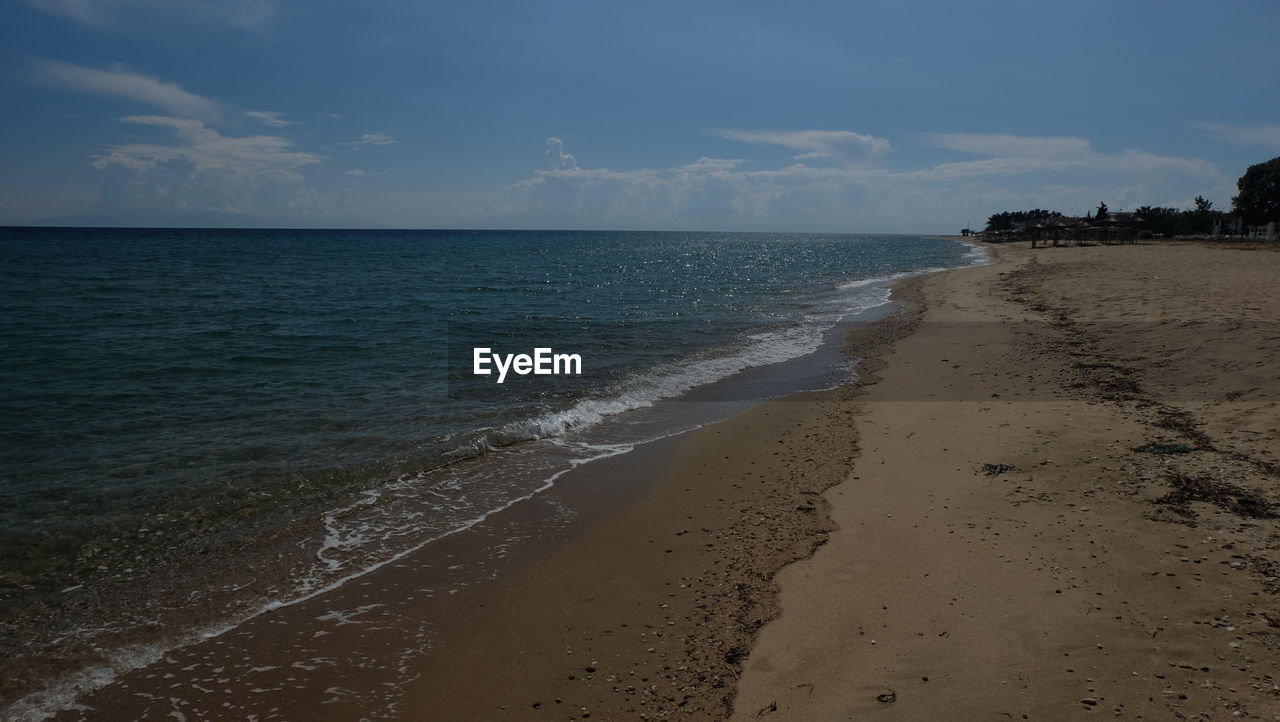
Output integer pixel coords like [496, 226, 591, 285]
[0, 228, 983, 717]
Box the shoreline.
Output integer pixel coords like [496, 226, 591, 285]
[16, 251, 955, 720]
[1, 236, 979, 720]
[391, 238, 1280, 720]
[22, 238, 1280, 720]
[401, 278, 932, 719]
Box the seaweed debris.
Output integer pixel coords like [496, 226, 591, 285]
[1154, 472, 1275, 519]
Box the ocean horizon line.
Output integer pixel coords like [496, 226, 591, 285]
[0, 223, 951, 236]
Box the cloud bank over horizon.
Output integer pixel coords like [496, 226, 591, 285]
[11, 117, 1241, 230]
[485, 133, 1231, 233]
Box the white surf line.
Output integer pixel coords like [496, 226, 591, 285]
[3, 442, 636, 722]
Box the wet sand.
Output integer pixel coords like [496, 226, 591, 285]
[402, 391, 865, 719]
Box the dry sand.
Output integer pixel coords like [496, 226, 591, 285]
[733, 241, 1280, 720]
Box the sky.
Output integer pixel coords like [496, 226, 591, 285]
[2, 0, 1279, 233]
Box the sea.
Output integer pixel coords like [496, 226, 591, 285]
[0, 227, 985, 718]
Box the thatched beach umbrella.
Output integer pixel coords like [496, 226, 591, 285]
[1045, 220, 1070, 246]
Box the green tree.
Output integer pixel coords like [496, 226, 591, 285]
[1233, 156, 1280, 224]
[984, 209, 1063, 232]
[1096, 201, 1109, 219]
[1134, 205, 1182, 237]
[1184, 196, 1220, 235]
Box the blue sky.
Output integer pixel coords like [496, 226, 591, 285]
[3, 0, 1279, 232]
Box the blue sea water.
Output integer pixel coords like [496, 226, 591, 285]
[0, 227, 982, 713]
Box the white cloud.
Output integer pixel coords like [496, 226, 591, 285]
[90, 115, 324, 215]
[95, 114, 322, 177]
[714, 129, 892, 164]
[343, 132, 397, 148]
[32, 59, 220, 120]
[545, 137, 578, 170]
[902, 157, 1077, 181]
[492, 133, 1226, 232]
[346, 169, 368, 177]
[1095, 149, 1220, 178]
[923, 133, 1094, 161]
[1194, 122, 1280, 149]
[675, 157, 744, 172]
[244, 110, 297, 127]
[921, 132, 1220, 179]
[22, 0, 275, 31]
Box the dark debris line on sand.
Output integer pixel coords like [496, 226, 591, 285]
[1154, 471, 1276, 521]
[999, 256, 1280, 562]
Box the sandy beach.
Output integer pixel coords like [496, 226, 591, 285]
[732, 241, 1280, 719]
[29, 239, 1280, 720]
